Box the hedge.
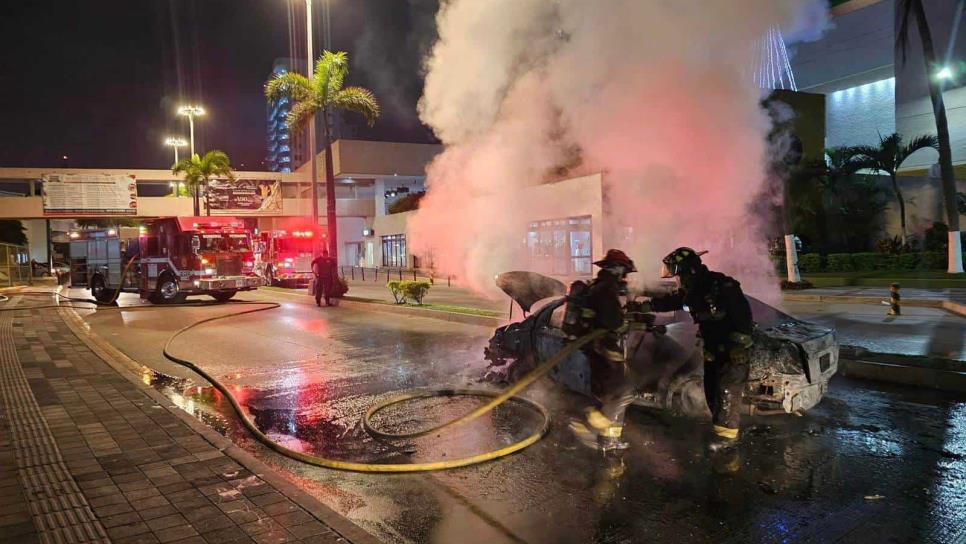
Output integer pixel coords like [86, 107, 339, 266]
[772, 251, 958, 273]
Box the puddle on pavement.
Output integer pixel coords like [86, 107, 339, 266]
[138, 365, 546, 466]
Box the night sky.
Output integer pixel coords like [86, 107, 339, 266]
[0, 0, 438, 170]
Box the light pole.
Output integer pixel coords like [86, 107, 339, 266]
[177, 105, 205, 156]
[164, 137, 187, 166]
[304, 0, 320, 249]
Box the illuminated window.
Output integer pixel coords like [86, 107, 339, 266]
[381, 234, 406, 268]
[526, 216, 592, 276]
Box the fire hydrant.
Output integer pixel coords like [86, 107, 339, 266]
[887, 283, 901, 316]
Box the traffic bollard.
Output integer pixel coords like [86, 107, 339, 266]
[888, 283, 901, 316]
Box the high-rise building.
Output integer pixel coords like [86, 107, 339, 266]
[266, 58, 308, 172]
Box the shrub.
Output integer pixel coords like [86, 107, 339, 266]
[825, 253, 854, 272]
[387, 280, 431, 304]
[850, 252, 878, 272]
[924, 222, 949, 252]
[387, 281, 404, 303]
[781, 279, 814, 290]
[770, 254, 786, 273]
[895, 253, 920, 270]
[797, 253, 823, 273]
[919, 252, 946, 270]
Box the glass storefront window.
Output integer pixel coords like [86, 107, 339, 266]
[381, 234, 406, 267]
[526, 215, 592, 276]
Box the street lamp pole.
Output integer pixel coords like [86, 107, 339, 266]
[305, 0, 320, 247]
[165, 137, 187, 166]
[177, 105, 205, 157]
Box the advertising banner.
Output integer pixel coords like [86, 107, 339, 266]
[207, 179, 283, 215]
[42, 173, 138, 216]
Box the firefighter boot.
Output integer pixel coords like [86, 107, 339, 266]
[708, 425, 739, 453]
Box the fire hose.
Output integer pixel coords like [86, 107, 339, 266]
[2, 286, 607, 472]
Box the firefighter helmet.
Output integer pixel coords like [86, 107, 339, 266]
[593, 249, 637, 273]
[660, 247, 707, 278]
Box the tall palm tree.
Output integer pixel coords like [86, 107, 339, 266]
[172, 150, 235, 216]
[265, 51, 380, 261]
[850, 133, 938, 246]
[897, 0, 962, 272]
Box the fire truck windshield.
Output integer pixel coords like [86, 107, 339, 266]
[199, 234, 228, 252]
[227, 234, 252, 252]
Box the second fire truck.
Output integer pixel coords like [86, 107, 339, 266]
[254, 225, 321, 287]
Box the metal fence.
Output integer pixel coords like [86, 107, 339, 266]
[0, 243, 32, 287]
[338, 266, 453, 286]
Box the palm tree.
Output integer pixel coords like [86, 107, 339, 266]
[172, 150, 235, 216]
[798, 147, 863, 252]
[897, 0, 962, 272]
[849, 133, 938, 246]
[265, 51, 380, 261]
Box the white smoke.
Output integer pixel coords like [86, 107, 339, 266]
[411, 0, 829, 298]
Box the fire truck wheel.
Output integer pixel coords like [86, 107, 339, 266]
[154, 274, 186, 304]
[91, 275, 114, 304]
[211, 290, 236, 302]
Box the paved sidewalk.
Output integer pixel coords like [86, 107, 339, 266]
[0, 296, 374, 544]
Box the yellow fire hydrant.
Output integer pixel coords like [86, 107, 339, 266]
[888, 283, 901, 316]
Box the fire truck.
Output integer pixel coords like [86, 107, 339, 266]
[254, 226, 321, 287]
[70, 217, 264, 304]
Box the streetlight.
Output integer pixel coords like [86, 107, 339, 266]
[177, 105, 205, 156]
[302, 0, 320, 248]
[164, 137, 187, 165]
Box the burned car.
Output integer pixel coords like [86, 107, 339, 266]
[484, 272, 838, 418]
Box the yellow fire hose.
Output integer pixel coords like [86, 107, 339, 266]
[4, 286, 607, 472]
[162, 303, 606, 472]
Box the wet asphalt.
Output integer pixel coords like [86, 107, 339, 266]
[70, 289, 966, 544]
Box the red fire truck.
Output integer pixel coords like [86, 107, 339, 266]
[71, 217, 264, 304]
[254, 225, 321, 287]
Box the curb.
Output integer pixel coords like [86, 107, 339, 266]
[839, 358, 966, 393]
[782, 292, 966, 317]
[265, 287, 506, 328]
[57, 306, 384, 544]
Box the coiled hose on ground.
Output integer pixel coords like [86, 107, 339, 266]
[3, 285, 605, 472]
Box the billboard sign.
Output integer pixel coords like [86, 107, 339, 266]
[207, 179, 282, 215]
[42, 173, 138, 216]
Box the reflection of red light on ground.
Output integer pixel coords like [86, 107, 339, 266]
[298, 319, 328, 334]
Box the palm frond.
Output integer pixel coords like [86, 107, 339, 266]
[285, 100, 320, 133]
[331, 86, 380, 126]
[265, 72, 313, 103]
[315, 51, 348, 100]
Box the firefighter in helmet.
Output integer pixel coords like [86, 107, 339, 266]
[635, 248, 754, 451]
[568, 249, 639, 452]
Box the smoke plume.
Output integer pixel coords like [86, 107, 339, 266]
[410, 0, 828, 298]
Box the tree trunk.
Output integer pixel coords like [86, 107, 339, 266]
[322, 112, 339, 264]
[204, 181, 211, 217]
[193, 186, 200, 216]
[912, 0, 963, 272]
[892, 174, 907, 246]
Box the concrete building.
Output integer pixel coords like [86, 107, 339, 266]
[790, 0, 966, 238]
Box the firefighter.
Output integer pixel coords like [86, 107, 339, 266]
[311, 249, 338, 307]
[635, 247, 754, 451]
[569, 249, 638, 452]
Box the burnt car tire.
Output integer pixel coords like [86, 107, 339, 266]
[152, 275, 186, 304]
[211, 290, 236, 302]
[91, 275, 114, 304]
